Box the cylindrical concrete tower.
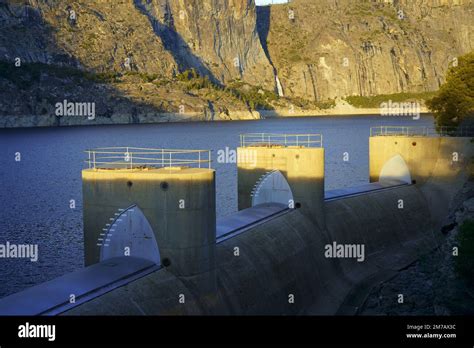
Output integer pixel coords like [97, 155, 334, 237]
[237, 133, 325, 229]
[81, 148, 216, 282]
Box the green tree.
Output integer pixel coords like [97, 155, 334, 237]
[427, 52, 474, 128]
[455, 220, 474, 287]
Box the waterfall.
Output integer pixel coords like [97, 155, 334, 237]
[275, 74, 284, 97]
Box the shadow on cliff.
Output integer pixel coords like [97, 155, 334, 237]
[256, 5, 282, 98]
[256, 5, 274, 67]
[0, 2, 201, 123]
[133, 0, 220, 86]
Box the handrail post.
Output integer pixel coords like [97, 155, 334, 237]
[126, 147, 129, 169]
[130, 151, 133, 169]
[88, 151, 91, 169]
[198, 151, 201, 169]
[92, 151, 96, 169]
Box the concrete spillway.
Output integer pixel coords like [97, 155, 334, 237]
[216, 203, 290, 242]
[0, 257, 159, 315]
[0, 130, 472, 315]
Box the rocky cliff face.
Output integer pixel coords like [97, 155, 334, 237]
[261, 0, 474, 101]
[0, 0, 270, 124]
[0, 0, 177, 75]
[1, 0, 274, 86]
[134, 0, 275, 89]
[0, 0, 473, 126]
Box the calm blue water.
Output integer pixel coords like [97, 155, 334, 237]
[0, 115, 434, 298]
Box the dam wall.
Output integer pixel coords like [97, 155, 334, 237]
[0, 130, 471, 316]
[66, 133, 448, 315]
[65, 183, 436, 315]
[323, 184, 439, 314]
[215, 184, 436, 315]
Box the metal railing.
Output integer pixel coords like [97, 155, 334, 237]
[85, 147, 212, 169]
[240, 133, 323, 148]
[370, 126, 474, 137]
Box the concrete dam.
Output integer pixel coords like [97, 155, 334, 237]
[0, 126, 472, 315]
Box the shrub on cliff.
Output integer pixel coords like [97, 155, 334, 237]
[345, 91, 436, 109]
[0, 60, 111, 88]
[427, 52, 474, 128]
[176, 68, 199, 82]
[455, 219, 474, 287]
[225, 82, 277, 110]
[176, 69, 220, 92]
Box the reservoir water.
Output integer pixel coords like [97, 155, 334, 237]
[0, 115, 434, 298]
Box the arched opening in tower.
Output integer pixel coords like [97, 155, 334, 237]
[99, 205, 161, 265]
[251, 170, 294, 207]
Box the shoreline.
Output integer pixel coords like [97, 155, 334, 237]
[0, 108, 432, 129]
[260, 107, 431, 118]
